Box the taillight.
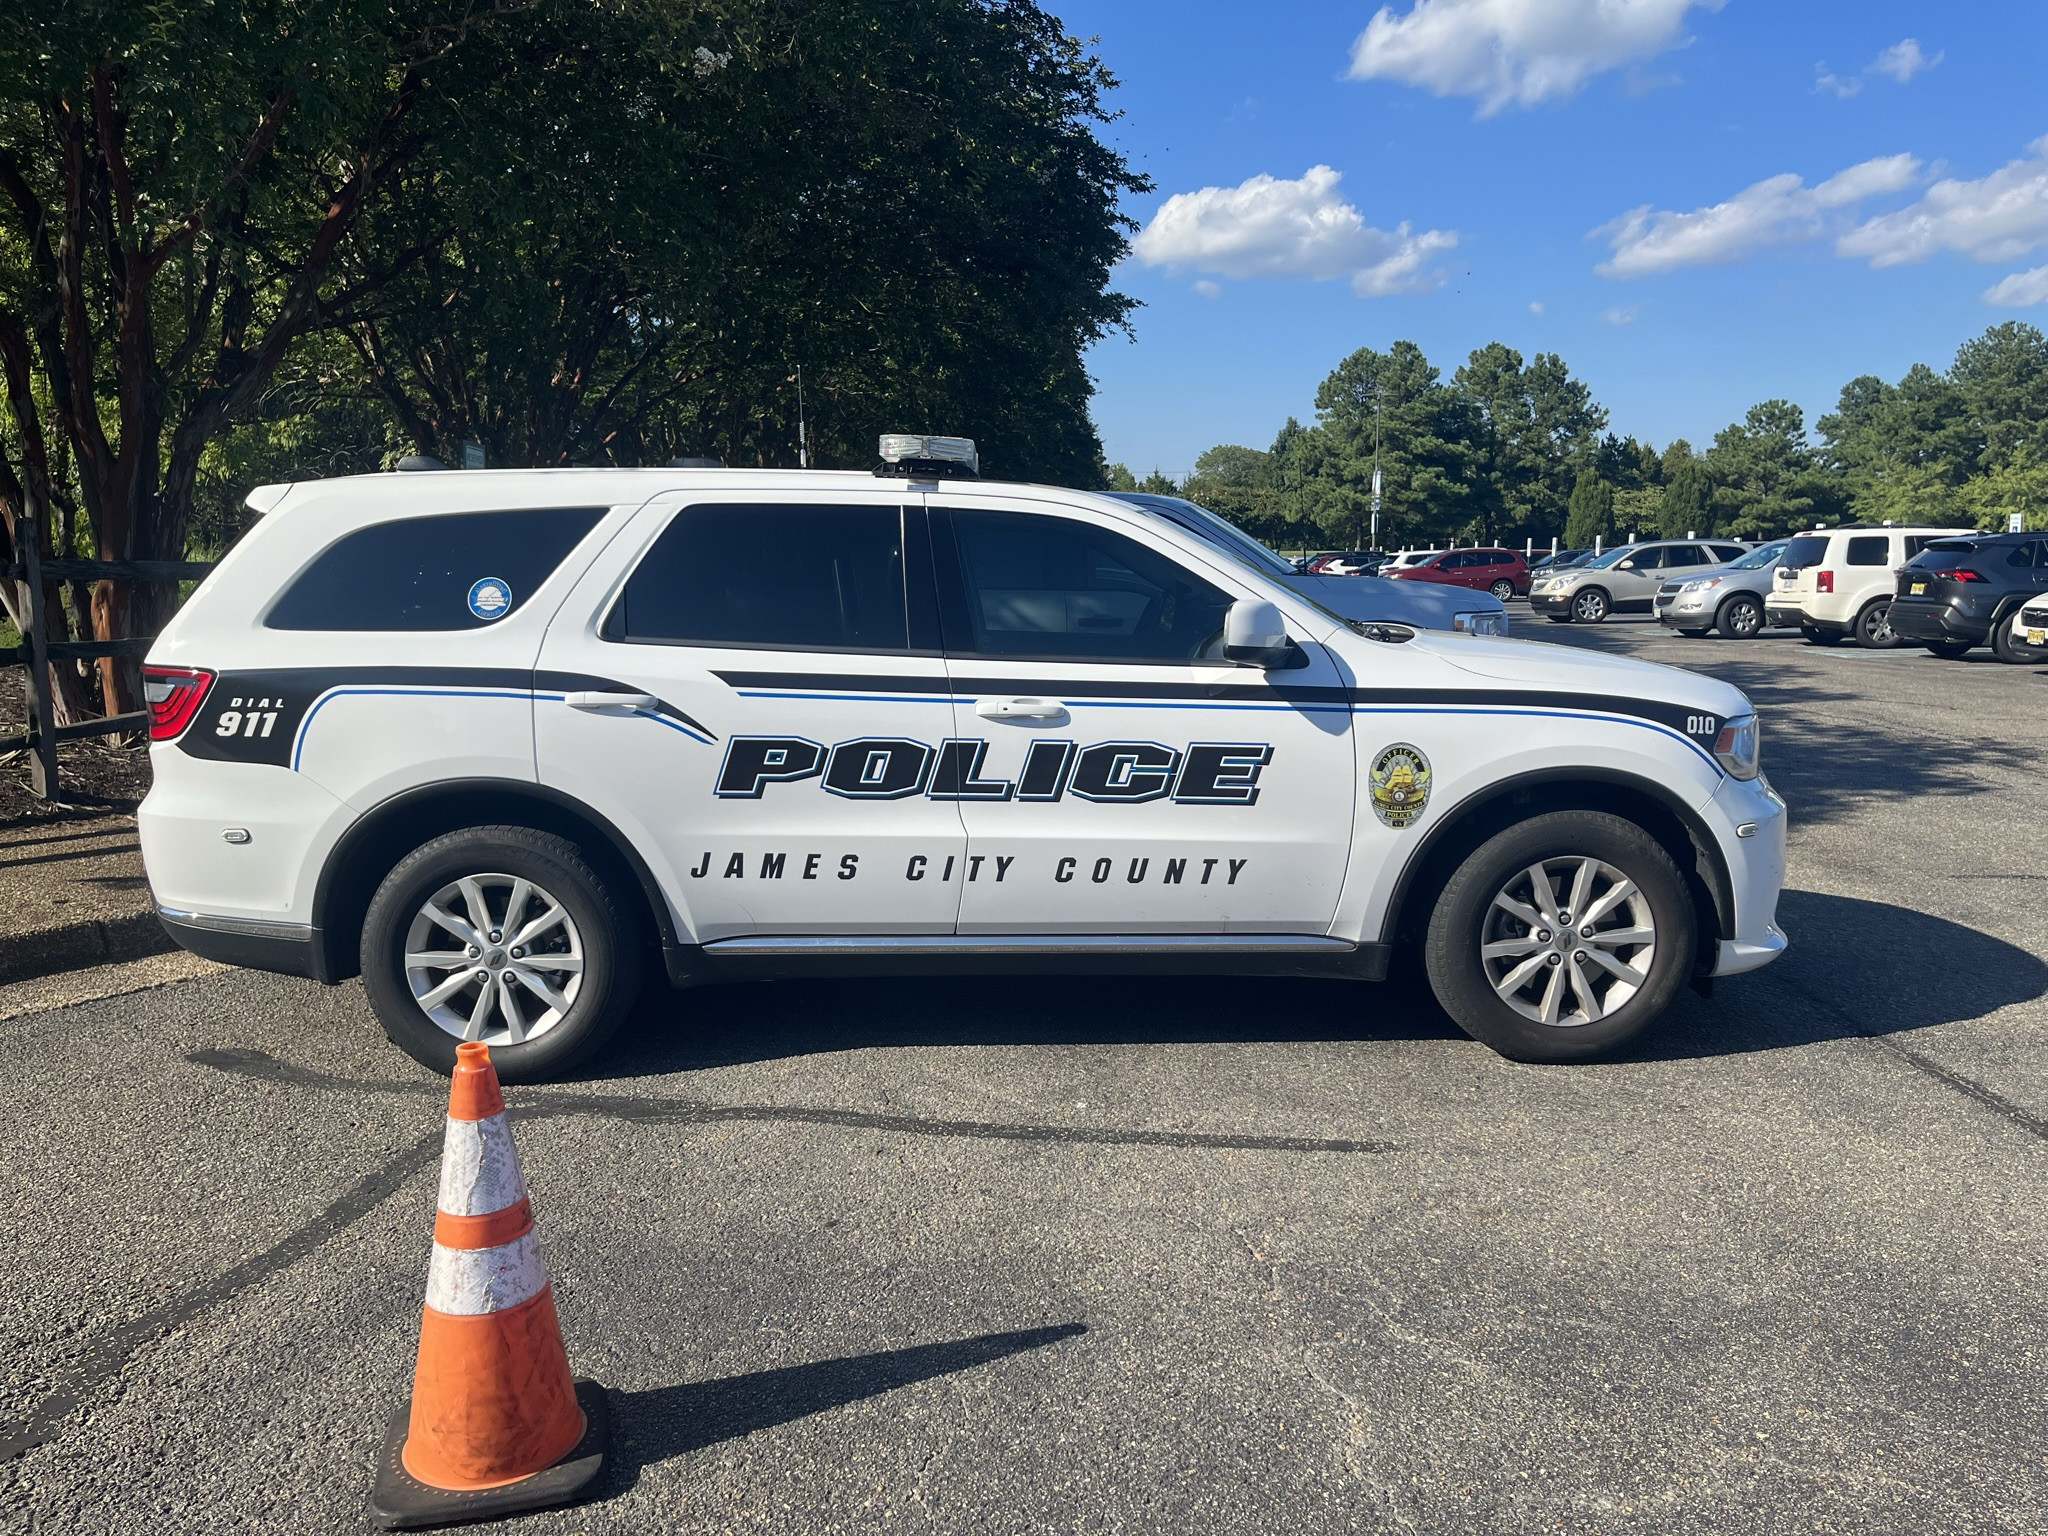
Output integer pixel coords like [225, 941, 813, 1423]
[141, 665, 214, 741]
[1950, 568, 1987, 583]
[1816, 570, 1833, 593]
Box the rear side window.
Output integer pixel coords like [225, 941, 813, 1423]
[1780, 535, 1829, 568]
[1846, 536, 1890, 566]
[2006, 539, 2045, 568]
[266, 507, 605, 631]
[1904, 535, 1950, 558]
[1664, 546, 1709, 568]
[606, 503, 909, 651]
[1710, 544, 1747, 562]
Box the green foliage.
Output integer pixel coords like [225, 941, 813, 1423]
[1959, 440, 2048, 531]
[1454, 344, 1607, 544]
[1100, 461, 1139, 491]
[1658, 455, 1711, 537]
[1705, 401, 1844, 538]
[1564, 472, 1614, 547]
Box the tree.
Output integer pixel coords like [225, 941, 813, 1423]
[1183, 443, 1289, 544]
[1137, 469, 1179, 493]
[1308, 340, 1474, 548]
[0, 0, 525, 716]
[1658, 455, 1711, 536]
[1949, 320, 2048, 475]
[1705, 400, 1844, 538]
[1100, 461, 1138, 491]
[1816, 365, 1973, 523]
[1452, 343, 1606, 547]
[1564, 472, 1613, 548]
[1960, 439, 2048, 531]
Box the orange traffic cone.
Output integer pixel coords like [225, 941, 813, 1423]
[370, 1041, 607, 1529]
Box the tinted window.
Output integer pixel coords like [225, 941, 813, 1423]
[1846, 536, 1889, 566]
[267, 508, 604, 631]
[1665, 546, 1710, 568]
[1904, 535, 1949, 558]
[1440, 551, 1475, 568]
[608, 503, 908, 651]
[1780, 535, 1829, 568]
[1628, 547, 1668, 569]
[2006, 539, 2044, 568]
[1711, 544, 1747, 563]
[943, 509, 1235, 664]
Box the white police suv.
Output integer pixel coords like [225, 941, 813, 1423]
[140, 435, 1787, 1080]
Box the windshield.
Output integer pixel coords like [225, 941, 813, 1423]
[1728, 541, 1788, 571]
[1583, 545, 1638, 569]
[1105, 493, 1294, 575]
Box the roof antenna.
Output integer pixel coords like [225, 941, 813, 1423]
[796, 366, 809, 469]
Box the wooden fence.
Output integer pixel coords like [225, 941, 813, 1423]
[2, 540, 216, 800]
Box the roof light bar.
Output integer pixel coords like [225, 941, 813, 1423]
[876, 433, 979, 479]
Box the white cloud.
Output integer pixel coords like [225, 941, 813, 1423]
[1193, 279, 1223, 299]
[1347, 0, 1724, 116]
[1985, 265, 2048, 307]
[1528, 300, 1545, 314]
[1595, 153, 1922, 277]
[1813, 67, 1860, 99]
[1600, 304, 1639, 325]
[1871, 38, 1941, 84]
[1132, 166, 1458, 296]
[1838, 136, 2048, 268]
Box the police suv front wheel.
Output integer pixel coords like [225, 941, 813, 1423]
[1424, 811, 1695, 1063]
[361, 826, 645, 1082]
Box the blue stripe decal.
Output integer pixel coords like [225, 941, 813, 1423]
[292, 685, 714, 770]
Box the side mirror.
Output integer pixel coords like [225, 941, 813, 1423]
[1617, 558, 1637, 570]
[1223, 599, 1300, 668]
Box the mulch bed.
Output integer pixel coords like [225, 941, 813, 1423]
[0, 682, 151, 823]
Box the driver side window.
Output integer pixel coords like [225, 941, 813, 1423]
[939, 508, 1236, 664]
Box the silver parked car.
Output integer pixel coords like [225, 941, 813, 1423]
[1529, 538, 1751, 623]
[1654, 541, 1791, 639]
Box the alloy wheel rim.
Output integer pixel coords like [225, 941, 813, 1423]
[403, 872, 585, 1045]
[1574, 592, 1605, 620]
[1479, 855, 1656, 1028]
[1730, 599, 1760, 635]
[1867, 605, 1893, 643]
[1491, 581, 1514, 601]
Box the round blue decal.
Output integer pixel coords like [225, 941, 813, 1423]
[467, 577, 512, 621]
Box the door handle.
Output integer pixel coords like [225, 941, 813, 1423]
[564, 691, 659, 712]
[975, 696, 1067, 721]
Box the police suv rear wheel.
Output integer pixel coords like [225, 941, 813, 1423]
[361, 826, 644, 1082]
[1424, 811, 1695, 1063]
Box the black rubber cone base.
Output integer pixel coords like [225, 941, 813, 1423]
[369, 1378, 609, 1530]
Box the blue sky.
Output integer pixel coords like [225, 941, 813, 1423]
[1060, 0, 2048, 477]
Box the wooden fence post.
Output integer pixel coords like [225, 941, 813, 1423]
[21, 532, 58, 800]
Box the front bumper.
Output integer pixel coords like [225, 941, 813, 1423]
[1656, 594, 1713, 626]
[1705, 772, 1789, 979]
[1529, 590, 1573, 614]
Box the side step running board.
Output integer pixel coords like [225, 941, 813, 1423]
[661, 933, 1390, 986]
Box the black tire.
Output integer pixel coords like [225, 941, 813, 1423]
[360, 825, 645, 1082]
[1853, 599, 1901, 650]
[1716, 593, 1763, 639]
[1923, 641, 1972, 659]
[1545, 614, 1573, 624]
[1675, 628, 1710, 638]
[1991, 611, 2030, 663]
[1570, 587, 1610, 624]
[1488, 579, 1516, 602]
[1424, 810, 1696, 1063]
[1801, 625, 1844, 647]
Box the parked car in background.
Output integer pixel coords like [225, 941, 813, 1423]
[1105, 494, 1509, 635]
[1385, 549, 1443, 571]
[1764, 523, 1971, 649]
[1886, 531, 2048, 660]
[1319, 552, 1388, 576]
[1530, 539, 1750, 623]
[1532, 547, 1592, 572]
[1655, 541, 1790, 639]
[2005, 599, 2048, 662]
[1384, 546, 1530, 601]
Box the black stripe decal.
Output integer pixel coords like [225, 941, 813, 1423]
[713, 671, 1724, 754]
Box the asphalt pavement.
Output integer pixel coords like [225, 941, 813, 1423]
[3, 616, 2046, 1535]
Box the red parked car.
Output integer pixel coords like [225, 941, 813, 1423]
[1385, 547, 1529, 600]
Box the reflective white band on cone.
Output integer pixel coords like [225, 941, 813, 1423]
[437, 1112, 529, 1218]
[424, 1230, 549, 1315]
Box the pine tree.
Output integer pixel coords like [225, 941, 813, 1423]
[1564, 473, 1614, 548]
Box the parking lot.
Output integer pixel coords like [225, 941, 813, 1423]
[4, 615, 2046, 1535]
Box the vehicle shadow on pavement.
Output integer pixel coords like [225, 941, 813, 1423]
[601, 1323, 1086, 1493]
[1635, 887, 2048, 1059]
[597, 890, 2044, 1075]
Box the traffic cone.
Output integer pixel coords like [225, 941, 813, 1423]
[370, 1041, 608, 1529]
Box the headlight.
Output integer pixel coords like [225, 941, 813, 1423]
[1713, 713, 1760, 780]
[1453, 610, 1508, 637]
[1679, 577, 1724, 595]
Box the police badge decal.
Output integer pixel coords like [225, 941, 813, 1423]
[1369, 743, 1431, 829]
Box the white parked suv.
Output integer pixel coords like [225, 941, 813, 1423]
[140, 437, 1788, 1080]
[1766, 523, 1974, 648]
